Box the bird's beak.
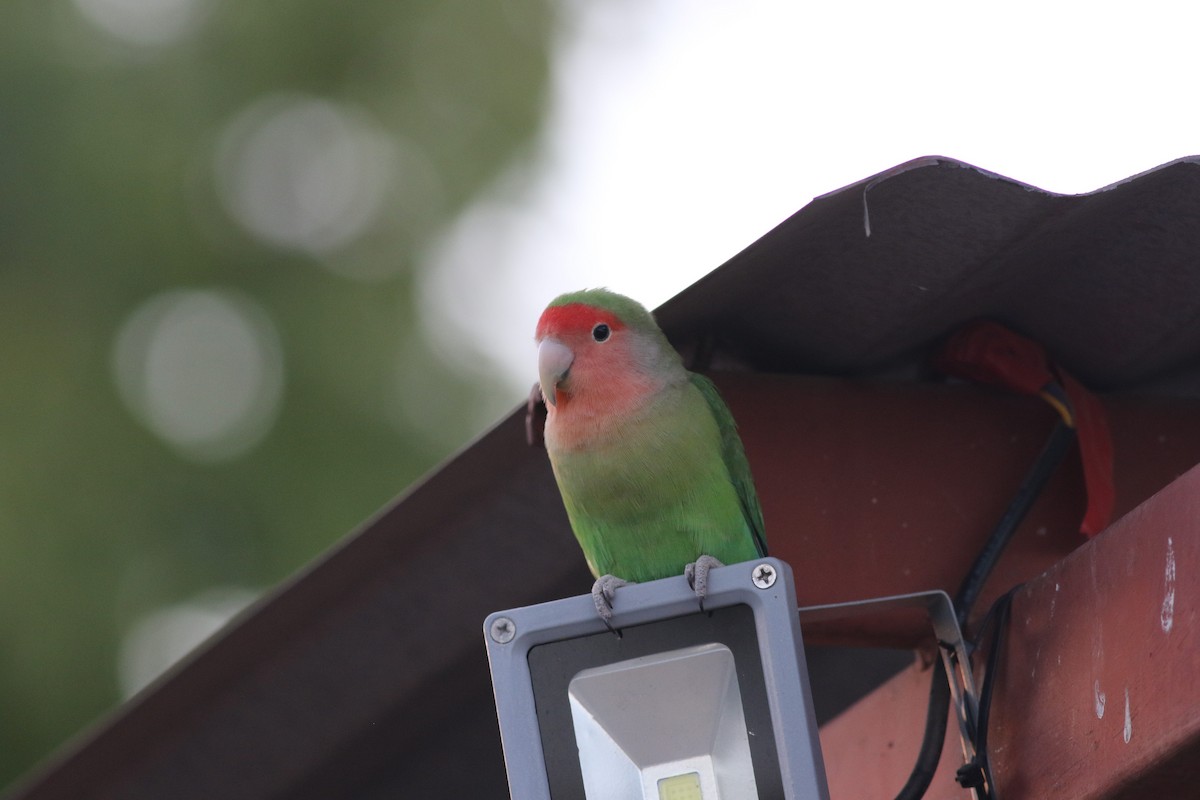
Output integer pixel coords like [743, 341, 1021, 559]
[538, 337, 574, 407]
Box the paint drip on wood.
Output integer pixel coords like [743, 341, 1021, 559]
[1123, 688, 1132, 744]
[1162, 537, 1176, 634]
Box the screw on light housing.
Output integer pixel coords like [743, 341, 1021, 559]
[490, 616, 516, 644]
[752, 563, 777, 589]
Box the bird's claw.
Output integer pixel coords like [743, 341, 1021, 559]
[684, 554, 725, 613]
[592, 574, 629, 633]
[526, 382, 546, 447]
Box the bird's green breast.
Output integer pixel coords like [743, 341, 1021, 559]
[548, 380, 759, 582]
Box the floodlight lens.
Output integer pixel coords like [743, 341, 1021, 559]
[658, 771, 703, 800]
[568, 643, 757, 798]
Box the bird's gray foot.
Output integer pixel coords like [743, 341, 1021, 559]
[592, 574, 629, 628]
[684, 555, 725, 612]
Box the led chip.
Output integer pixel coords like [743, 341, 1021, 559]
[658, 771, 703, 800]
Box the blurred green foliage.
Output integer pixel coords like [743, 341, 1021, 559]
[0, 0, 553, 788]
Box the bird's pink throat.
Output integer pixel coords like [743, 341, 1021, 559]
[546, 352, 662, 448]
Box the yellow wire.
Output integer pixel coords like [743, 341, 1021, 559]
[1037, 388, 1075, 428]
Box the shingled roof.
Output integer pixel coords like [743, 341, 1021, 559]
[10, 156, 1200, 800]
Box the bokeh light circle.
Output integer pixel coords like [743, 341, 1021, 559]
[215, 95, 396, 256]
[72, 0, 212, 47]
[118, 586, 258, 698]
[112, 289, 285, 462]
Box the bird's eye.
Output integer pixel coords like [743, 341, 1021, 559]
[591, 323, 611, 343]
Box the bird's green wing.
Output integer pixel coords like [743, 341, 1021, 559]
[688, 372, 767, 557]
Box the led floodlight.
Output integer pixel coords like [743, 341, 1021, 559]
[484, 558, 829, 800]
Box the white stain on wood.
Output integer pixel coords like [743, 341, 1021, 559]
[1123, 688, 1132, 744]
[1162, 537, 1176, 634]
[1094, 680, 1106, 719]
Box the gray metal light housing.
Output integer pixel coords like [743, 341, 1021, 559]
[484, 558, 830, 800]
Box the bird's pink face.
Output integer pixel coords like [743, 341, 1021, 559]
[535, 303, 636, 414]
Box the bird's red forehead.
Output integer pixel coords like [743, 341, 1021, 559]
[536, 303, 625, 340]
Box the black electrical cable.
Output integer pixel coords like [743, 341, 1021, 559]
[892, 419, 1076, 800]
[954, 421, 1076, 627]
[891, 657, 950, 800]
[972, 585, 1020, 788]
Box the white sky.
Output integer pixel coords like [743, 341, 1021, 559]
[419, 0, 1200, 397]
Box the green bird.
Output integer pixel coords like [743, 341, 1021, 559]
[535, 288, 767, 621]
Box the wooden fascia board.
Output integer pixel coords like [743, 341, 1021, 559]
[989, 462, 1200, 798]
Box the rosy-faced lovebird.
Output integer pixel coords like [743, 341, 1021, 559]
[535, 288, 766, 622]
